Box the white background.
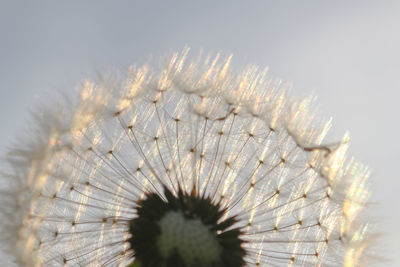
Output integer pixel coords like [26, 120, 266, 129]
[0, 1, 398, 265]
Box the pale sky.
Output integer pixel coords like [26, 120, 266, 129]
[0, 1, 399, 265]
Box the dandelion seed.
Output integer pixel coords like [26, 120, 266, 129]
[0, 50, 370, 266]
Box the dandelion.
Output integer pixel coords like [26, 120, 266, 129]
[0, 50, 370, 266]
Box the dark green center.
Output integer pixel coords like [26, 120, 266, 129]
[128, 187, 246, 267]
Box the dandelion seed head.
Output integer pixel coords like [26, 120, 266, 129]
[0, 50, 371, 266]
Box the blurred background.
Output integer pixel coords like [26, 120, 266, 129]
[0, 1, 398, 265]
